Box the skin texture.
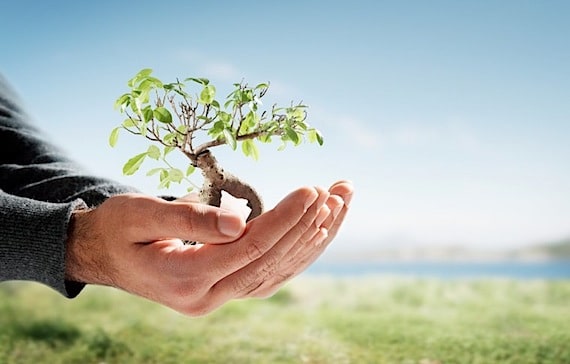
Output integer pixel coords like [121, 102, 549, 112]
[65, 181, 353, 316]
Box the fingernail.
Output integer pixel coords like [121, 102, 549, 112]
[329, 195, 344, 219]
[303, 190, 319, 212]
[332, 203, 343, 219]
[315, 206, 330, 227]
[315, 228, 329, 247]
[342, 193, 353, 207]
[218, 212, 243, 237]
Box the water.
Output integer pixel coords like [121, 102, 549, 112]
[306, 260, 570, 279]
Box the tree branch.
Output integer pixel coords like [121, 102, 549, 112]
[194, 130, 280, 156]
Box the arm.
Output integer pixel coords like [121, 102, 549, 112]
[0, 73, 354, 314]
[0, 73, 136, 205]
[63, 184, 352, 316]
[0, 191, 86, 297]
[0, 74, 135, 297]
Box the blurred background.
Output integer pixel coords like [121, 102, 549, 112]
[2, 2, 570, 363]
[1, 0, 569, 266]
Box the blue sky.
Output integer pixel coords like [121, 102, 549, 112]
[1, 0, 569, 252]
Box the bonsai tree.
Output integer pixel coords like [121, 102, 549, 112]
[110, 68, 323, 221]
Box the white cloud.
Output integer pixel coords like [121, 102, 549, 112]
[341, 117, 380, 149]
[376, 122, 484, 152]
[314, 113, 380, 149]
[200, 61, 241, 82]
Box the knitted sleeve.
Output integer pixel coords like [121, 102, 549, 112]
[0, 74, 137, 297]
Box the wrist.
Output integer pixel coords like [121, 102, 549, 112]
[64, 207, 110, 286]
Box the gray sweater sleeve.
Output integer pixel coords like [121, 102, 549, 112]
[0, 74, 137, 297]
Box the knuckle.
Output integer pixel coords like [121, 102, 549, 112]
[260, 256, 279, 276]
[179, 301, 215, 317]
[168, 279, 200, 300]
[250, 274, 291, 299]
[231, 271, 262, 297]
[232, 275, 253, 294]
[297, 215, 313, 232]
[174, 205, 198, 234]
[242, 280, 265, 297]
[245, 238, 265, 261]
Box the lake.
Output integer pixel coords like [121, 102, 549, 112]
[306, 260, 570, 279]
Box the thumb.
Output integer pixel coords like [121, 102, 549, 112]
[126, 196, 246, 243]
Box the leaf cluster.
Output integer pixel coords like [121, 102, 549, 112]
[110, 68, 323, 189]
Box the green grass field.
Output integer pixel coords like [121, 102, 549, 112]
[1, 276, 569, 364]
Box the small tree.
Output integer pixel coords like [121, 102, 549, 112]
[110, 69, 323, 221]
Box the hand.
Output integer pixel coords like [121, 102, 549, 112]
[240, 180, 353, 298]
[65, 181, 352, 316]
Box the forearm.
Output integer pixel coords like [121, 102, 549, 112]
[0, 74, 137, 296]
[0, 190, 85, 297]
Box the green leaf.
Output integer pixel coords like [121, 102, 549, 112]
[122, 152, 147, 175]
[316, 130, 324, 145]
[160, 169, 168, 181]
[307, 128, 324, 146]
[128, 68, 153, 87]
[258, 133, 272, 143]
[147, 145, 160, 160]
[142, 106, 154, 123]
[208, 121, 224, 139]
[241, 139, 259, 161]
[186, 165, 196, 176]
[154, 107, 172, 123]
[109, 127, 120, 147]
[158, 178, 171, 189]
[122, 118, 137, 128]
[146, 167, 164, 176]
[185, 77, 210, 85]
[224, 99, 234, 109]
[172, 87, 189, 98]
[146, 76, 163, 88]
[177, 124, 189, 134]
[218, 111, 231, 124]
[139, 122, 148, 137]
[223, 129, 237, 150]
[163, 146, 175, 156]
[138, 79, 154, 92]
[169, 168, 184, 183]
[285, 127, 300, 145]
[130, 97, 140, 114]
[114, 93, 130, 110]
[199, 85, 216, 104]
[164, 133, 176, 145]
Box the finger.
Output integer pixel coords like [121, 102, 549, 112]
[321, 180, 353, 246]
[329, 180, 354, 207]
[319, 195, 344, 230]
[275, 201, 332, 271]
[203, 187, 329, 303]
[247, 227, 329, 298]
[191, 186, 323, 277]
[175, 192, 201, 203]
[246, 181, 353, 297]
[125, 196, 246, 243]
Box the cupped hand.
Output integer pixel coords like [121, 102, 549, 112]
[65, 181, 352, 316]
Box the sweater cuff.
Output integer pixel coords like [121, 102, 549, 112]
[0, 193, 86, 298]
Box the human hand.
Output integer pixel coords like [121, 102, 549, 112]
[65, 181, 352, 316]
[239, 180, 353, 299]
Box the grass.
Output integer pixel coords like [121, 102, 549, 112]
[1, 276, 569, 363]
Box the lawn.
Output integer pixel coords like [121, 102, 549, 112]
[1, 276, 569, 363]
